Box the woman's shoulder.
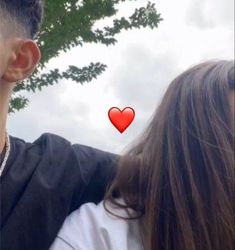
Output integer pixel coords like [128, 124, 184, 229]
[50, 201, 143, 250]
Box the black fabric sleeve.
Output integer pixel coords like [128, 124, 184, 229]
[0, 133, 118, 250]
[69, 144, 117, 211]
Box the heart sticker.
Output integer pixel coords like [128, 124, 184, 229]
[108, 107, 135, 133]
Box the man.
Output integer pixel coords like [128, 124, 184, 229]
[0, 1, 117, 249]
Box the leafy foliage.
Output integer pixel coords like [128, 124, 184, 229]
[10, 0, 163, 112]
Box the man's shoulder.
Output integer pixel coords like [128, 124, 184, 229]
[9, 132, 117, 167]
[9, 132, 70, 151]
[10, 133, 114, 155]
[4, 132, 117, 190]
[8, 133, 72, 163]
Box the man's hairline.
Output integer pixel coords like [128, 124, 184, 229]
[0, 5, 29, 40]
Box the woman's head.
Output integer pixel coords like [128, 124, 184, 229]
[105, 60, 235, 250]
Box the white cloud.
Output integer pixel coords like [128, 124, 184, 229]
[186, 0, 234, 29]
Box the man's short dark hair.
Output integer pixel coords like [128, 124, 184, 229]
[0, 0, 44, 39]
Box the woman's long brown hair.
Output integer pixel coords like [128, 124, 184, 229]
[104, 60, 235, 250]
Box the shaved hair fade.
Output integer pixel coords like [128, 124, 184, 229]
[0, 0, 44, 39]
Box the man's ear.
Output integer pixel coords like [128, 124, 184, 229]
[2, 39, 41, 83]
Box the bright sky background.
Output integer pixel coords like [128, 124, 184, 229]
[8, 0, 234, 154]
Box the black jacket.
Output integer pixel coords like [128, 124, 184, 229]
[0, 133, 117, 250]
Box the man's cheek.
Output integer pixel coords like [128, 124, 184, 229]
[0, 59, 6, 80]
[0, 65, 3, 79]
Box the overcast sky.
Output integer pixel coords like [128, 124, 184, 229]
[8, 0, 234, 154]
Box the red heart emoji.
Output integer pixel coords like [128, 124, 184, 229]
[108, 107, 135, 133]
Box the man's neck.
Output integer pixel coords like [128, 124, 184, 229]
[0, 82, 12, 154]
[0, 105, 7, 154]
[0, 125, 6, 154]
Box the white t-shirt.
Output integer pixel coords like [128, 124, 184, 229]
[50, 200, 144, 250]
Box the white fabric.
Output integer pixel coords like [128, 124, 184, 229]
[50, 200, 144, 250]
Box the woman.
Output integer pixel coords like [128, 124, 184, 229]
[50, 60, 234, 250]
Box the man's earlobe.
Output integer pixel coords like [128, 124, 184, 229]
[2, 40, 41, 83]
